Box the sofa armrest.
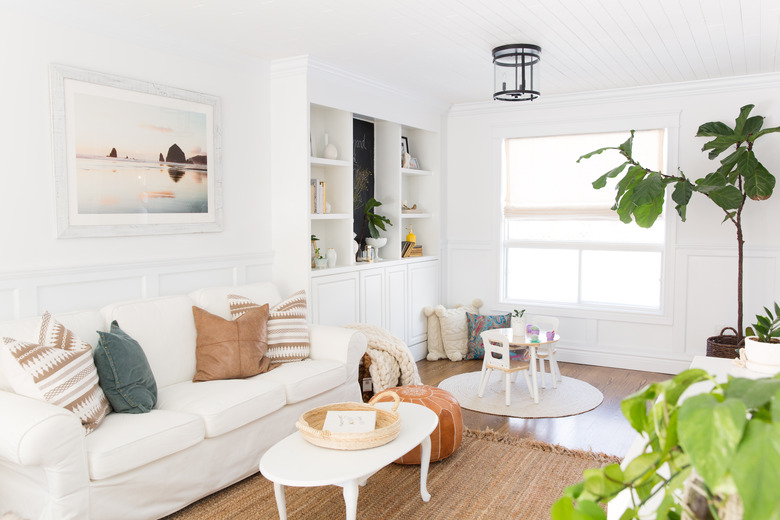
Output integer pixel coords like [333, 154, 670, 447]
[308, 325, 367, 384]
[0, 390, 90, 519]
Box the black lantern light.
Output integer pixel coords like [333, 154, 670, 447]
[492, 44, 541, 101]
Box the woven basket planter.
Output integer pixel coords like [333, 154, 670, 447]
[296, 390, 401, 450]
[706, 327, 743, 359]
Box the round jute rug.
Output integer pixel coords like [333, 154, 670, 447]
[438, 370, 603, 418]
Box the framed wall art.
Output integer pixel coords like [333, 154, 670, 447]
[50, 64, 222, 237]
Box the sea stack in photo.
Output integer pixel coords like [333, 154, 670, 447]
[186, 155, 207, 165]
[166, 143, 186, 164]
[159, 153, 165, 162]
[108, 147, 117, 158]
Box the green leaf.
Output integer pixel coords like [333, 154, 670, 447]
[632, 197, 664, 228]
[623, 453, 660, 485]
[578, 146, 618, 163]
[592, 162, 629, 190]
[615, 191, 635, 224]
[731, 420, 780, 520]
[697, 121, 734, 137]
[695, 172, 728, 194]
[671, 180, 694, 221]
[702, 135, 741, 160]
[772, 388, 780, 423]
[677, 394, 747, 486]
[666, 369, 710, 405]
[631, 173, 665, 206]
[551, 497, 575, 520]
[733, 104, 756, 136]
[622, 391, 651, 433]
[752, 124, 780, 141]
[740, 152, 775, 201]
[573, 501, 607, 520]
[618, 131, 635, 158]
[715, 147, 746, 180]
[707, 185, 743, 211]
[583, 466, 624, 498]
[742, 115, 764, 137]
[725, 377, 780, 409]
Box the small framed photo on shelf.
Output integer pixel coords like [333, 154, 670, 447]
[409, 157, 420, 169]
[401, 136, 410, 156]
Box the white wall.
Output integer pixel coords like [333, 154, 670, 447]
[0, 5, 273, 319]
[445, 74, 780, 373]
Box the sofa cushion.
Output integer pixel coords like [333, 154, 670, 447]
[101, 295, 197, 388]
[86, 409, 204, 480]
[192, 305, 271, 382]
[95, 321, 158, 413]
[260, 359, 346, 404]
[0, 313, 111, 433]
[156, 376, 287, 438]
[228, 290, 310, 364]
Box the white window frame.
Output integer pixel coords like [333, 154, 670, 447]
[494, 112, 680, 325]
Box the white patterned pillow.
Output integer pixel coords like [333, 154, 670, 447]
[423, 306, 445, 361]
[0, 312, 111, 434]
[228, 290, 309, 364]
[435, 299, 483, 361]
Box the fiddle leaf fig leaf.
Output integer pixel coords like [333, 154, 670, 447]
[742, 115, 764, 137]
[740, 153, 775, 201]
[578, 146, 618, 163]
[631, 172, 665, 206]
[752, 124, 780, 141]
[708, 185, 743, 211]
[618, 131, 634, 158]
[733, 104, 755, 136]
[592, 162, 629, 189]
[695, 171, 727, 193]
[715, 147, 745, 180]
[632, 197, 664, 228]
[702, 135, 741, 160]
[678, 394, 746, 486]
[697, 120, 734, 137]
[731, 420, 780, 520]
[671, 180, 694, 221]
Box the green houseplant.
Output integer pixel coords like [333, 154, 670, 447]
[743, 303, 780, 369]
[577, 105, 780, 343]
[359, 197, 392, 243]
[551, 369, 780, 520]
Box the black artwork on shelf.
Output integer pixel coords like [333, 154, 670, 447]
[353, 118, 375, 246]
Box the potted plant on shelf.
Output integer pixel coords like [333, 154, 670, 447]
[313, 246, 327, 269]
[310, 234, 319, 268]
[743, 302, 780, 371]
[578, 105, 780, 356]
[551, 368, 780, 520]
[360, 197, 392, 260]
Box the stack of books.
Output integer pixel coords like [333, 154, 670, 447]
[401, 242, 422, 258]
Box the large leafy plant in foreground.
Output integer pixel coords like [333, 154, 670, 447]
[577, 105, 780, 337]
[551, 370, 780, 519]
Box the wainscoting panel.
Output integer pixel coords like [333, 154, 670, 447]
[0, 253, 274, 322]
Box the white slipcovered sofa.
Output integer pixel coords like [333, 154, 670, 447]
[0, 282, 367, 520]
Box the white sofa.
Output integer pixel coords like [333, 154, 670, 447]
[0, 282, 367, 520]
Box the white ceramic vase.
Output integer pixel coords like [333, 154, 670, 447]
[323, 133, 338, 160]
[326, 248, 337, 268]
[365, 237, 387, 260]
[744, 336, 780, 373]
[511, 317, 526, 337]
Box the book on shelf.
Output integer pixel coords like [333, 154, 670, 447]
[401, 241, 416, 258]
[410, 245, 423, 257]
[310, 178, 327, 214]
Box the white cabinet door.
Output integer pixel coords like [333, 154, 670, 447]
[385, 264, 407, 342]
[359, 269, 385, 328]
[407, 260, 440, 346]
[310, 272, 359, 326]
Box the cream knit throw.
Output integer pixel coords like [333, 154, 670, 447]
[345, 324, 421, 392]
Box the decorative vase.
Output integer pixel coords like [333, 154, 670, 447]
[326, 248, 337, 268]
[365, 237, 387, 260]
[323, 133, 338, 160]
[511, 317, 526, 337]
[744, 336, 780, 373]
[352, 232, 359, 258]
[314, 257, 327, 269]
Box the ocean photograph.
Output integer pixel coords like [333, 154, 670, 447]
[73, 91, 209, 215]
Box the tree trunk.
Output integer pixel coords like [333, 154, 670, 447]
[736, 211, 744, 340]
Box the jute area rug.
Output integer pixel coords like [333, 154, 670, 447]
[438, 371, 603, 418]
[164, 429, 619, 520]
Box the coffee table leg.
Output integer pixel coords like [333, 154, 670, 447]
[273, 482, 287, 520]
[343, 479, 359, 520]
[419, 436, 432, 502]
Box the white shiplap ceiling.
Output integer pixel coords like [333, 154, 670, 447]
[13, 0, 780, 104]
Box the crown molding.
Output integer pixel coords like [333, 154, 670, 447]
[450, 72, 780, 118]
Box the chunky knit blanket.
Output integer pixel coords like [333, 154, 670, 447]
[345, 324, 421, 392]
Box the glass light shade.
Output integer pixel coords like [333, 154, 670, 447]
[493, 44, 541, 101]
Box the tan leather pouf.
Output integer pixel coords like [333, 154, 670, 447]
[374, 385, 463, 464]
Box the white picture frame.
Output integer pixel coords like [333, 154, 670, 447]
[50, 64, 222, 238]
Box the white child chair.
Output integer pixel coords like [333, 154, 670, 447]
[525, 314, 561, 389]
[477, 329, 534, 406]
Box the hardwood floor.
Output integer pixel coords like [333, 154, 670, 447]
[416, 359, 671, 457]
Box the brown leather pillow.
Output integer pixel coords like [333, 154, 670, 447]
[192, 305, 271, 382]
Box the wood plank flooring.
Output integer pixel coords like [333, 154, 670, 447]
[416, 359, 671, 457]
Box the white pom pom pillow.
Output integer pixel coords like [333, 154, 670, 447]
[434, 299, 483, 361]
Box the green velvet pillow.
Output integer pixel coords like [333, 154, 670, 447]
[94, 321, 158, 413]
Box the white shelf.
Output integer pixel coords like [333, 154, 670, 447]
[401, 168, 432, 176]
[310, 213, 352, 220]
[310, 157, 351, 168]
[401, 212, 432, 219]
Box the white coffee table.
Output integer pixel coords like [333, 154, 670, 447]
[259, 401, 438, 520]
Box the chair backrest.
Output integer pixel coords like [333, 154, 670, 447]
[526, 314, 559, 333]
[481, 329, 512, 370]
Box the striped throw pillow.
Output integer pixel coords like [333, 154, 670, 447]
[0, 312, 111, 434]
[228, 290, 309, 364]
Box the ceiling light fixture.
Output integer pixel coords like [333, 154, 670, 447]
[492, 44, 541, 101]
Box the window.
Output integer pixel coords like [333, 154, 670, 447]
[502, 129, 667, 312]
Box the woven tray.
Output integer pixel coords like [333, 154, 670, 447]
[295, 390, 402, 450]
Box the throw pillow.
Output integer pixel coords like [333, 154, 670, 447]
[423, 306, 445, 361]
[227, 290, 310, 364]
[465, 312, 512, 360]
[192, 305, 271, 382]
[435, 299, 483, 361]
[0, 312, 111, 434]
[94, 321, 158, 413]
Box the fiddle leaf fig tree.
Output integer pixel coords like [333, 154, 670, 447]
[577, 105, 780, 337]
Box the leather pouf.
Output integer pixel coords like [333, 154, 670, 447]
[374, 385, 463, 464]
